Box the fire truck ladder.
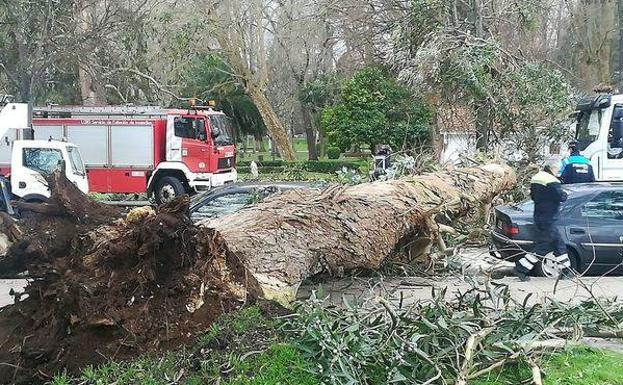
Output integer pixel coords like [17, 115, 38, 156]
[33, 105, 171, 119]
[33, 105, 217, 119]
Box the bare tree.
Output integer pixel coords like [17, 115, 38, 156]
[266, 0, 338, 160]
[204, 0, 296, 161]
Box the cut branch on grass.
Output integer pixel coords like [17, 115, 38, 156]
[456, 328, 494, 385]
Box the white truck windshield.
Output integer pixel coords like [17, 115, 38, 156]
[23, 148, 63, 175]
[576, 109, 602, 151]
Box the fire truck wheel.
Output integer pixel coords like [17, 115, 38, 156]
[155, 176, 186, 205]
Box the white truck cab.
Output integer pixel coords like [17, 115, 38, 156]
[575, 94, 623, 180]
[0, 99, 89, 202]
[10, 140, 88, 201]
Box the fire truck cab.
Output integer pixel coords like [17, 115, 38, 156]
[0, 100, 89, 203]
[28, 105, 237, 203]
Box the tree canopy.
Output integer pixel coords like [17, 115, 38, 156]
[322, 68, 433, 152]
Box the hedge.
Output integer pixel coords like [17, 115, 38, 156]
[236, 159, 368, 174]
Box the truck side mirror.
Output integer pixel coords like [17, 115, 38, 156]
[211, 127, 221, 139]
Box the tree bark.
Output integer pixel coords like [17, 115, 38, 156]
[205, 164, 516, 304]
[301, 104, 318, 160]
[475, 100, 490, 150]
[247, 83, 296, 161]
[76, 0, 106, 105]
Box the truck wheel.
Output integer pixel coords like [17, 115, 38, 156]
[155, 176, 186, 205]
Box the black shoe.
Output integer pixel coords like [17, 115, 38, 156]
[514, 268, 531, 282]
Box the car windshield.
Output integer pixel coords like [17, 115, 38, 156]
[191, 185, 308, 221]
[209, 115, 234, 146]
[66, 146, 85, 176]
[191, 192, 259, 221]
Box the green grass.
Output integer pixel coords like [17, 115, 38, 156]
[473, 347, 623, 385]
[48, 306, 320, 385]
[221, 344, 319, 385]
[196, 306, 266, 348]
[49, 302, 623, 385]
[293, 137, 308, 152]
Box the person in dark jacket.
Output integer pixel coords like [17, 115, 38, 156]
[514, 158, 572, 281]
[560, 141, 595, 184]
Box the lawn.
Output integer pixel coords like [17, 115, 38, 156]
[473, 347, 623, 385]
[51, 303, 623, 385]
[237, 137, 311, 162]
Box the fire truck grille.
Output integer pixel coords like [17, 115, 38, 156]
[218, 157, 235, 169]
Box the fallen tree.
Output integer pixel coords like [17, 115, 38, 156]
[0, 164, 514, 383]
[208, 164, 516, 303]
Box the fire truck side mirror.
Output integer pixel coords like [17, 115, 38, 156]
[211, 127, 221, 139]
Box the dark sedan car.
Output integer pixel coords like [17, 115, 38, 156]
[189, 182, 313, 222]
[491, 182, 623, 277]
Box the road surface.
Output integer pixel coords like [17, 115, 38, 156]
[298, 275, 623, 306]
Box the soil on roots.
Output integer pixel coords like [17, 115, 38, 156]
[0, 173, 248, 384]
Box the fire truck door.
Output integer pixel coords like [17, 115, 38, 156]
[169, 116, 208, 171]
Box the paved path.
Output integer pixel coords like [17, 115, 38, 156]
[298, 275, 623, 306]
[2, 274, 623, 310]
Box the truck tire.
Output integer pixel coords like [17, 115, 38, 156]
[155, 176, 186, 205]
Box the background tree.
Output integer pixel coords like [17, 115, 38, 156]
[322, 68, 433, 153]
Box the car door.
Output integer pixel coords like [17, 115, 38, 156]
[567, 190, 623, 270]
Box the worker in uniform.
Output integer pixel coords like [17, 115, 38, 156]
[514, 157, 572, 281]
[559, 141, 595, 184]
[372, 145, 392, 180]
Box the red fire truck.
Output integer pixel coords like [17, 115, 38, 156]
[17, 105, 237, 203]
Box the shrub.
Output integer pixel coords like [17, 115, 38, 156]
[237, 160, 367, 175]
[321, 67, 433, 152]
[326, 147, 341, 159]
[237, 160, 285, 167]
[301, 160, 365, 174]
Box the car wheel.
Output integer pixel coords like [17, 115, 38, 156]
[534, 251, 581, 277]
[534, 253, 561, 278]
[155, 176, 186, 205]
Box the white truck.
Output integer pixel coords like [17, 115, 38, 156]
[575, 93, 623, 180]
[0, 99, 89, 204]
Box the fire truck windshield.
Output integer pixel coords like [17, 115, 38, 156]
[66, 146, 86, 176]
[209, 115, 234, 146]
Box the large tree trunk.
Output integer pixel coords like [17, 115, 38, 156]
[247, 84, 296, 161]
[301, 104, 318, 160]
[206, 164, 516, 304]
[475, 100, 490, 150]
